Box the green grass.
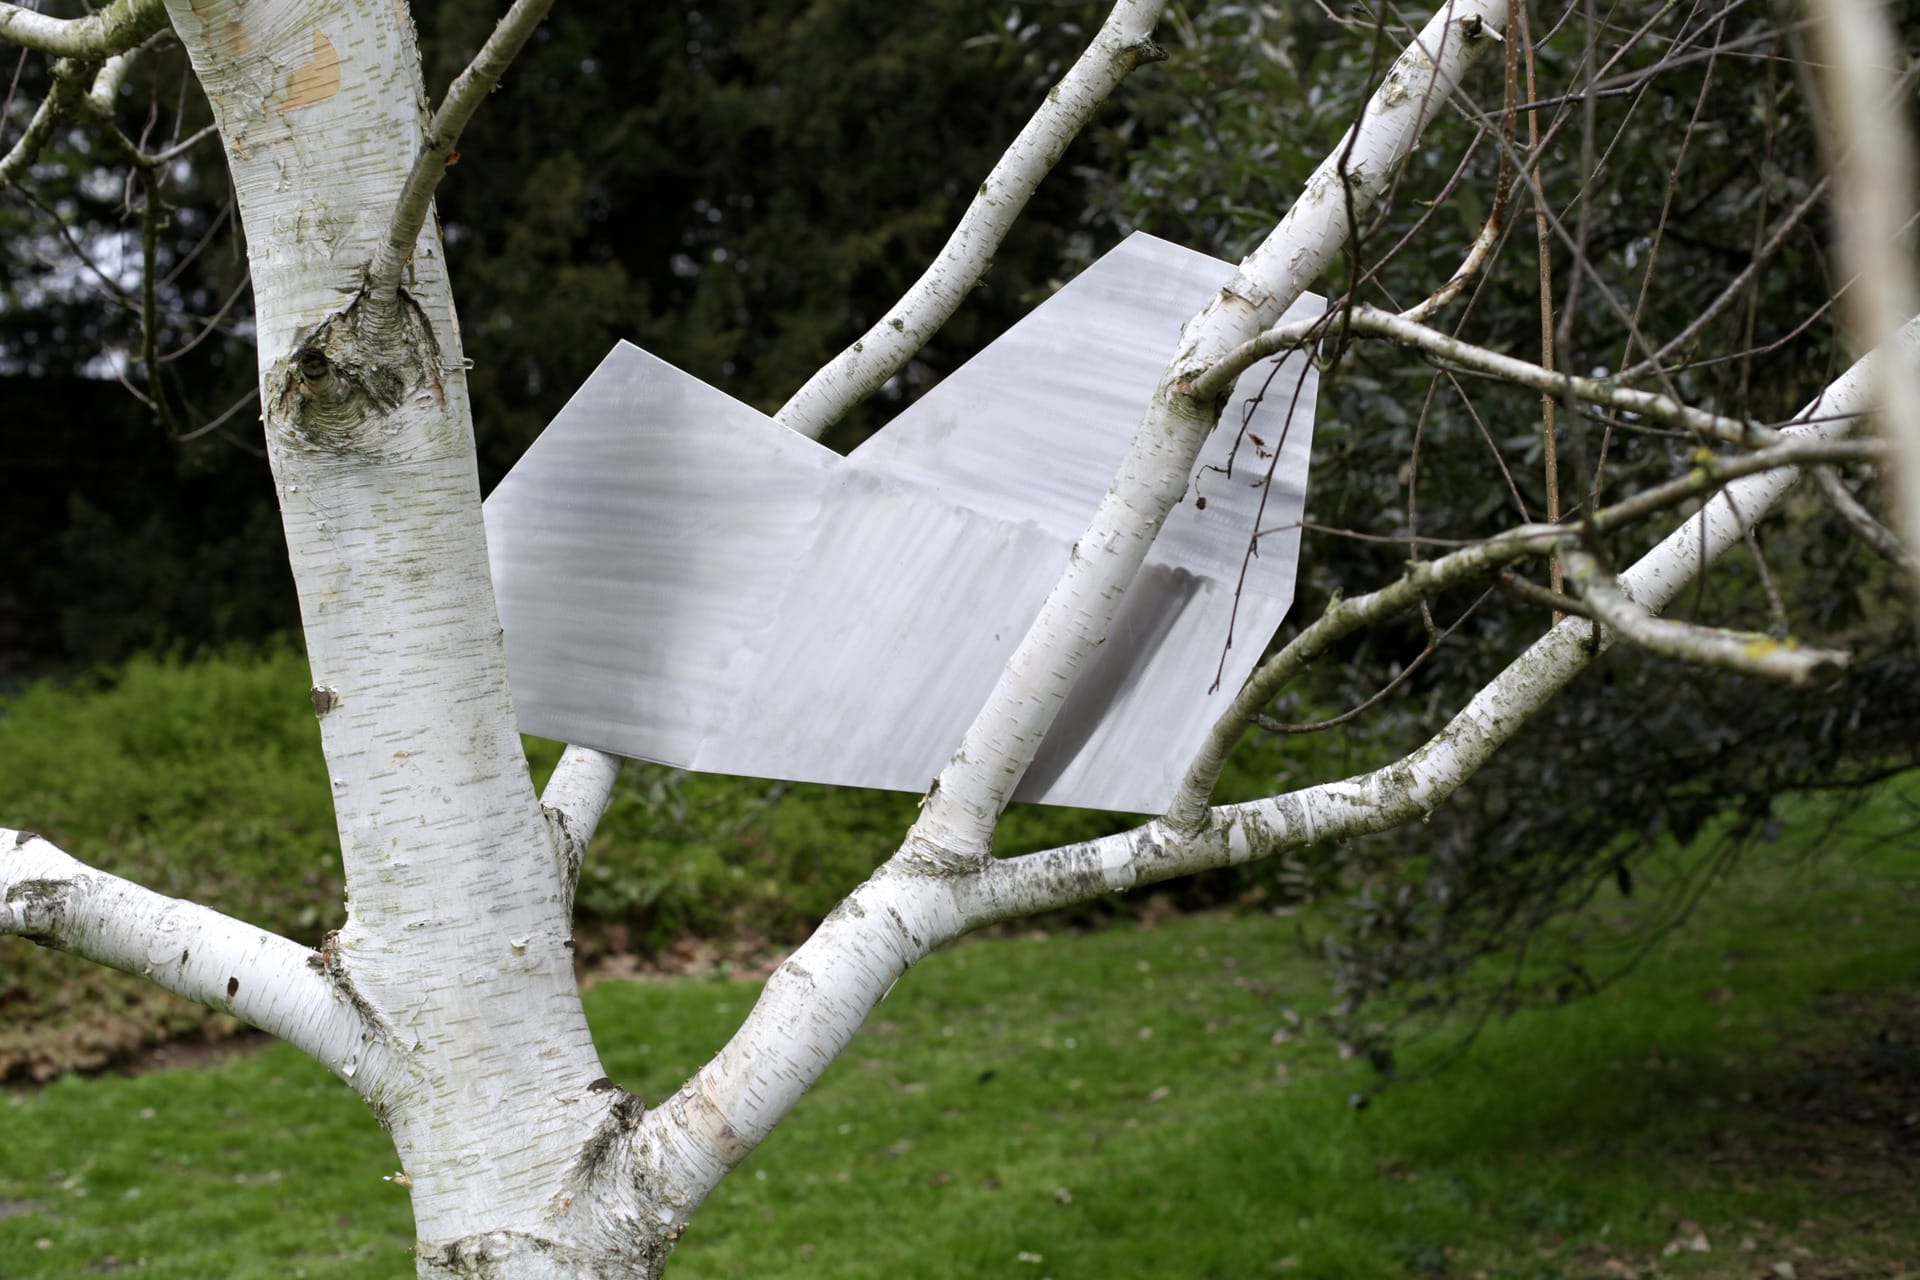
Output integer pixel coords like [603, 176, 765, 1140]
[0, 646, 1325, 1080]
[2, 792, 1915, 1278]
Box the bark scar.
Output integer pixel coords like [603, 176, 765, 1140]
[273, 289, 446, 456]
[280, 29, 342, 111]
[4, 877, 71, 941]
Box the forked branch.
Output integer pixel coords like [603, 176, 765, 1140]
[1558, 547, 1848, 684]
[0, 0, 166, 58]
[976, 318, 1918, 922]
[1164, 435, 1883, 831]
[2, 831, 382, 1085]
[905, 0, 1510, 865]
[366, 0, 556, 300]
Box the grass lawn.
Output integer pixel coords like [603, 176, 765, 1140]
[1, 791, 1915, 1278]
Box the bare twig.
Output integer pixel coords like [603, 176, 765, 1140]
[1199, 303, 1781, 448]
[1163, 432, 1882, 830]
[1255, 590, 1487, 735]
[168, 386, 258, 444]
[142, 121, 216, 166]
[0, 0, 166, 59]
[1498, 571, 1596, 618]
[1620, 176, 1832, 377]
[773, 0, 1170, 441]
[10, 181, 139, 309]
[365, 0, 556, 301]
[1558, 546, 1847, 683]
[0, 57, 89, 190]
[1521, 1, 1563, 602]
[1812, 466, 1919, 577]
[158, 270, 249, 363]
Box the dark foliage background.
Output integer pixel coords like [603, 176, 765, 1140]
[1, 0, 1136, 674]
[1075, 1, 1920, 1049]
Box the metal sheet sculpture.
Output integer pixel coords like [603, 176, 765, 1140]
[484, 233, 1319, 813]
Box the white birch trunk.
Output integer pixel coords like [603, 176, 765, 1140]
[152, 2, 672, 1273]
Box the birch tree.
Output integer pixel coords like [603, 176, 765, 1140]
[2, 0, 1916, 1275]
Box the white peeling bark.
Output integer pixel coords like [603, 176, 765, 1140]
[906, 0, 1510, 863]
[773, 0, 1170, 442]
[633, 868, 967, 1226]
[543, 744, 622, 914]
[0, 0, 165, 57]
[969, 318, 1920, 922]
[157, 2, 655, 1273]
[0, 831, 381, 1080]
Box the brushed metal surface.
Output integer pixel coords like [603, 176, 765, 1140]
[483, 232, 1319, 813]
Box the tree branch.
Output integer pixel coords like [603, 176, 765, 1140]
[365, 0, 554, 301]
[1813, 466, 1920, 577]
[1164, 434, 1883, 829]
[904, 0, 1510, 865]
[1558, 546, 1848, 683]
[1005, 318, 1920, 921]
[773, 0, 1170, 441]
[0, 0, 166, 58]
[1195, 302, 1782, 449]
[1, 830, 385, 1090]
[633, 866, 963, 1235]
[541, 744, 622, 915]
[0, 57, 90, 190]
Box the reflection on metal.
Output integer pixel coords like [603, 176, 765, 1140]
[484, 233, 1319, 813]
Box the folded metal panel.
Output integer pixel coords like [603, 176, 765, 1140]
[484, 232, 1319, 813]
